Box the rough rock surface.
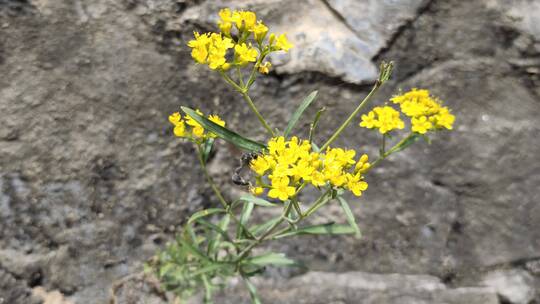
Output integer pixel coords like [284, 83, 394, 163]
[481, 269, 536, 304]
[1, 0, 539, 303]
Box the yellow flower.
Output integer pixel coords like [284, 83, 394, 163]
[275, 33, 293, 52]
[218, 8, 233, 35]
[169, 112, 187, 137]
[173, 122, 186, 137]
[188, 32, 233, 69]
[250, 156, 270, 176]
[354, 154, 370, 173]
[188, 32, 211, 63]
[235, 43, 258, 65]
[311, 171, 326, 187]
[240, 11, 257, 30]
[360, 112, 378, 129]
[250, 186, 264, 196]
[431, 107, 455, 130]
[411, 116, 433, 134]
[268, 136, 286, 155]
[169, 112, 182, 125]
[346, 173, 368, 197]
[360, 106, 404, 134]
[252, 21, 268, 42]
[258, 61, 271, 74]
[268, 176, 296, 201]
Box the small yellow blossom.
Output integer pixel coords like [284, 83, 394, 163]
[389, 88, 455, 133]
[252, 21, 268, 42]
[411, 116, 433, 134]
[218, 8, 233, 35]
[274, 33, 293, 52]
[258, 61, 272, 74]
[173, 122, 186, 137]
[431, 107, 455, 130]
[360, 106, 404, 134]
[235, 43, 258, 65]
[169, 112, 187, 137]
[249, 137, 369, 200]
[250, 156, 270, 176]
[354, 154, 370, 173]
[187, 32, 233, 70]
[239, 11, 257, 30]
[250, 186, 264, 196]
[268, 176, 296, 201]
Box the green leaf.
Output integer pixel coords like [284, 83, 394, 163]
[273, 223, 356, 239]
[309, 106, 326, 143]
[202, 138, 215, 163]
[182, 107, 266, 152]
[337, 197, 361, 238]
[196, 219, 231, 243]
[202, 275, 214, 304]
[393, 134, 420, 153]
[245, 252, 297, 266]
[238, 195, 278, 207]
[236, 201, 254, 238]
[188, 208, 225, 224]
[284, 91, 318, 137]
[250, 216, 282, 236]
[208, 214, 230, 256]
[189, 263, 233, 278]
[244, 278, 262, 304]
[179, 239, 210, 262]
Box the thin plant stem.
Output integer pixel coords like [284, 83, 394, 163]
[241, 92, 275, 137]
[236, 201, 293, 260]
[320, 82, 382, 151]
[370, 133, 415, 169]
[196, 144, 255, 240]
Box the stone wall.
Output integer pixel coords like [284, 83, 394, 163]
[0, 0, 539, 303]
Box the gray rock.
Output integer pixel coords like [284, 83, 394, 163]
[481, 269, 536, 304]
[207, 271, 499, 304]
[181, 0, 426, 84]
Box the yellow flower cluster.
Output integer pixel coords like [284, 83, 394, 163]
[359, 106, 405, 134]
[250, 137, 370, 201]
[187, 8, 293, 72]
[391, 89, 455, 134]
[168, 110, 225, 140]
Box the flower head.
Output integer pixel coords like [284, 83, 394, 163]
[249, 137, 369, 201]
[360, 106, 404, 134]
[235, 43, 258, 65]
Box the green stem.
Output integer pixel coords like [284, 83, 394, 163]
[320, 82, 382, 151]
[220, 70, 244, 92]
[236, 67, 245, 87]
[236, 201, 292, 261]
[369, 133, 415, 169]
[196, 144, 255, 240]
[241, 92, 276, 137]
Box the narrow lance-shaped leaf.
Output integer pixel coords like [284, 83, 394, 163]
[284, 90, 318, 137]
[392, 133, 420, 154]
[207, 214, 230, 257]
[237, 195, 278, 207]
[337, 197, 361, 238]
[202, 138, 214, 163]
[182, 107, 266, 152]
[245, 252, 297, 266]
[250, 216, 282, 236]
[236, 201, 254, 239]
[273, 223, 356, 239]
[244, 278, 262, 304]
[309, 106, 326, 144]
[188, 208, 225, 224]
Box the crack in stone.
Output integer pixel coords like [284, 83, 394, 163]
[374, 0, 436, 61]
